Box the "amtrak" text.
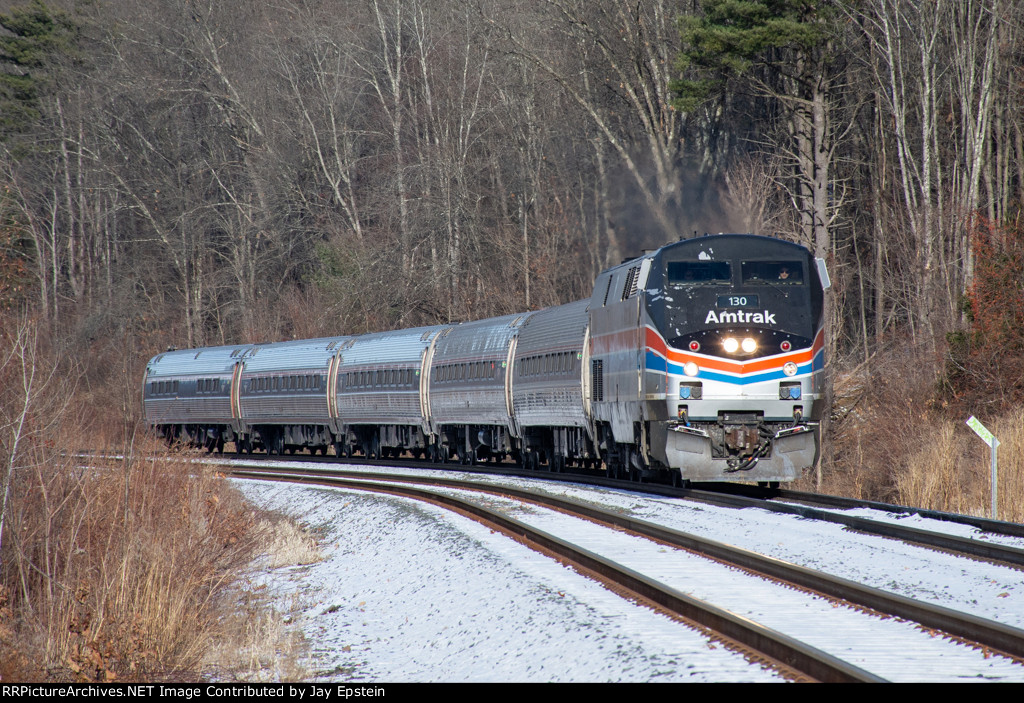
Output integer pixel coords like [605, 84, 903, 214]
[705, 310, 776, 324]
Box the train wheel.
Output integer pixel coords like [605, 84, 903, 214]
[606, 455, 625, 480]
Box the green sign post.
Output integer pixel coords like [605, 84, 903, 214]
[966, 416, 999, 519]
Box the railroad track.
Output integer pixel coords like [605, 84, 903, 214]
[227, 461, 1024, 682]
[205, 447, 1024, 571]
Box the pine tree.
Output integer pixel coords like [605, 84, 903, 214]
[672, 0, 832, 112]
[672, 0, 839, 260]
[0, 0, 78, 139]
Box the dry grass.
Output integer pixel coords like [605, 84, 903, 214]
[889, 410, 1024, 521]
[257, 513, 323, 570]
[893, 420, 986, 516]
[200, 510, 323, 681]
[1, 438, 263, 681]
[0, 432, 323, 682]
[201, 581, 310, 682]
[986, 410, 1024, 522]
[0, 314, 285, 681]
[818, 339, 1024, 522]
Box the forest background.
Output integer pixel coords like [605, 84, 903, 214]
[4, 0, 1024, 504]
[1, 0, 1024, 680]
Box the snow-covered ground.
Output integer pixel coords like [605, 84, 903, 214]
[231, 462, 1024, 682]
[237, 479, 783, 683]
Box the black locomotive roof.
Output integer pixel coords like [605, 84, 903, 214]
[606, 234, 811, 276]
[657, 234, 811, 261]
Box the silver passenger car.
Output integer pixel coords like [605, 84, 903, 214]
[142, 344, 252, 450]
[335, 325, 447, 458]
[511, 299, 596, 470]
[427, 312, 534, 462]
[238, 337, 348, 453]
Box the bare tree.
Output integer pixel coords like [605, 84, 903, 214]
[496, 0, 687, 245]
[0, 314, 64, 557]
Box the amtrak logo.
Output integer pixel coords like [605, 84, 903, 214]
[705, 310, 777, 324]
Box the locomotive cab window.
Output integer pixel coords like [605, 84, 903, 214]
[742, 260, 804, 284]
[667, 261, 731, 285]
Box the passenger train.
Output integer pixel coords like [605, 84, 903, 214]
[143, 234, 830, 483]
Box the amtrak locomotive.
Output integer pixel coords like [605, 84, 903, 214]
[143, 234, 829, 483]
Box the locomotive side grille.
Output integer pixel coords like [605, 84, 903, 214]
[622, 266, 640, 300]
[591, 359, 603, 402]
[602, 277, 613, 306]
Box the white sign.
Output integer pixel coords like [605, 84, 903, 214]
[967, 416, 999, 448]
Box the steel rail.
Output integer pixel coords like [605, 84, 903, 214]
[231, 467, 885, 683]
[775, 489, 1024, 539]
[676, 487, 1024, 569]
[690, 481, 1024, 540]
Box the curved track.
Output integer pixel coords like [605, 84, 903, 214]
[210, 445, 1024, 570]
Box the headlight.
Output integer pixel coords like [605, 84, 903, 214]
[741, 337, 757, 353]
[722, 337, 739, 353]
[684, 362, 699, 377]
[783, 362, 798, 376]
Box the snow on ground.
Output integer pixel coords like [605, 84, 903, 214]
[235, 479, 784, 683]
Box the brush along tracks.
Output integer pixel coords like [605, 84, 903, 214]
[228, 463, 1024, 682]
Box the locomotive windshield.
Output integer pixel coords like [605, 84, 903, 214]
[741, 260, 804, 284]
[667, 261, 731, 284]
